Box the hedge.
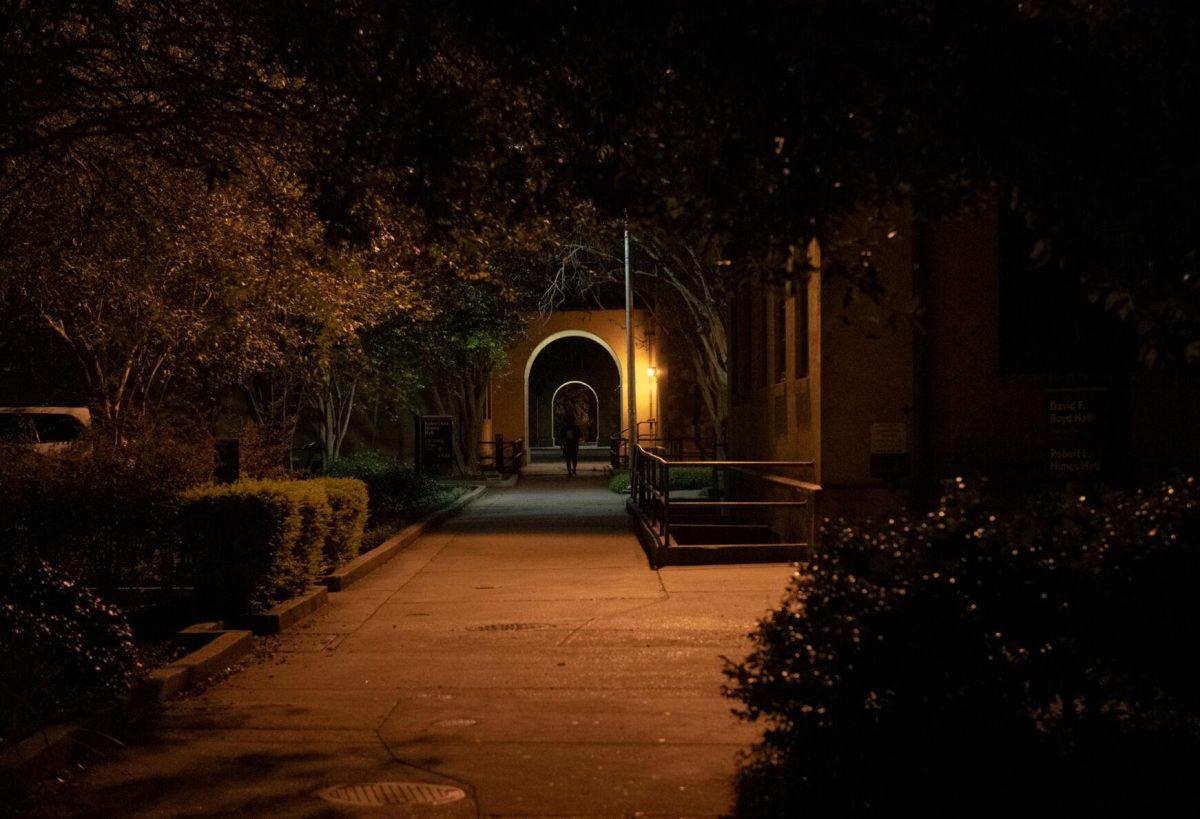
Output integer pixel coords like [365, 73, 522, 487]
[290, 480, 331, 582]
[320, 478, 368, 566]
[180, 477, 367, 617]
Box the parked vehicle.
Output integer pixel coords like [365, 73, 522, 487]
[0, 406, 91, 453]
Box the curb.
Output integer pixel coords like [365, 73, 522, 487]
[0, 721, 83, 783]
[322, 485, 486, 592]
[137, 627, 254, 702]
[238, 586, 329, 635]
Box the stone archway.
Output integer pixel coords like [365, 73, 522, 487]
[525, 333, 621, 452]
[551, 380, 600, 445]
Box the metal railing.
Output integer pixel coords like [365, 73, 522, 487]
[628, 443, 818, 567]
[609, 423, 719, 469]
[478, 436, 525, 474]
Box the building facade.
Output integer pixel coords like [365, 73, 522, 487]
[487, 309, 660, 462]
[727, 202, 1200, 520]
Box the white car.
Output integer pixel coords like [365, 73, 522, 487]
[0, 406, 92, 453]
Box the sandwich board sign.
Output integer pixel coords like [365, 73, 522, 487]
[416, 415, 455, 474]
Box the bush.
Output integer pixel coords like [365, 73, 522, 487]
[289, 480, 331, 581]
[181, 481, 307, 617]
[0, 434, 209, 594]
[724, 476, 1200, 817]
[318, 477, 368, 566]
[180, 478, 368, 617]
[607, 467, 712, 494]
[324, 452, 448, 525]
[0, 551, 136, 747]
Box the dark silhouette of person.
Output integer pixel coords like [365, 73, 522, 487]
[560, 412, 581, 475]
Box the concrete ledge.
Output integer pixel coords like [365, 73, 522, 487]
[323, 485, 486, 592]
[0, 721, 82, 781]
[239, 586, 328, 635]
[480, 473, 519, 488]
[136, 627, 254, 703]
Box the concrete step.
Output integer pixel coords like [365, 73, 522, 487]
[669, 523, 780, 545]
[658, 542, 808, 566]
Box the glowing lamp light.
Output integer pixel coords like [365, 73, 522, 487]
[647, 366, 658, 378]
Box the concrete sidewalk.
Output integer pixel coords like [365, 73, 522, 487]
[46, 476, 794, 817]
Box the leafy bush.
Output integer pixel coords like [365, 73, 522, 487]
[181, 481, 307, 617]
[324, 452, 448, 525]
[0, 434, 209, 594]
[180, 478, 368, 617]
[607, 467, 712, 494]
[0, 551, 137, 747]
[725, 476, 1200, 817]
[316, 477, 368, 567]
[289, 480, 331, 581]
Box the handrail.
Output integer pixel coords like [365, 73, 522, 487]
[478, 436, 525, 474]
[627, 443, 819, 568]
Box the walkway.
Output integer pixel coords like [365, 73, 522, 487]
[49, 477, 793, 817]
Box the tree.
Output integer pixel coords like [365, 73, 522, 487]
[366, 277, 528, 474]
[1, 0, 297, 193]
[456, 1, 1200, 363]
[544, 225, 731, 437]
[0, 149, 415, 440]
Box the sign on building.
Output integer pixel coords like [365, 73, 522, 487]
[416, 415, 455, 474]
[1047, 387, 1110, 481]
[869, 422, 910, 483]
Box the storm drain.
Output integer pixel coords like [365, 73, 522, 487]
[318, 782, 466, 807]
[433, 718, 477, 728]
[467, 622, 554, 632]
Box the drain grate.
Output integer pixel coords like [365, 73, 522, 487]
[433, 718, 477, 728]
[319, 782, 466, 807]
[467, 622, 554, 632]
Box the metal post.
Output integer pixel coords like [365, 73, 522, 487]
[624, 222, 637, 449]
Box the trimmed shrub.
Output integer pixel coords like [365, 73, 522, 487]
[318, 477, 368, 567]
[180, 478, 368, 617]
[324, 452, 448, 525]
[180, 481, 306, 617]
[288, 480, 331, 581]
[725, 476, 1200, 817]
[0, 551, 136, 747]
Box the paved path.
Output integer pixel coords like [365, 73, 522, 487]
[50, 477, 793, 817]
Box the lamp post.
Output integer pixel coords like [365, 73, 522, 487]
[647, 366, 657, 434]
[625, 221, 637, 448]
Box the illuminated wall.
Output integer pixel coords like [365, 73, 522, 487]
[489, 309, 656, 459]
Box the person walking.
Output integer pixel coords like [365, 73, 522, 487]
[560, 412, 581, 475]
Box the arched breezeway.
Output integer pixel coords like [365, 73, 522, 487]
[486, 309, 657, 468]
[525, 332, 621, 452]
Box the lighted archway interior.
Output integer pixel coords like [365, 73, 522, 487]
[551, 380, 600, 445]
[526, 336, 621, 448]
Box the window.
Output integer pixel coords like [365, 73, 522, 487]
[794, 273, 810, 379]
[756, 288, 769, 389]
[734, 284, 753, 400]
[774, 289, 787, 383]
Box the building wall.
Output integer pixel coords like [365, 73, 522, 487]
[817, 213, 915, 516]
[489, 309, 656, 458]
[923, 206, 1200, 486]
[727, 241, 821, 472]
[724, 200, 1200, 525]
[726, 215, 915, 519]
